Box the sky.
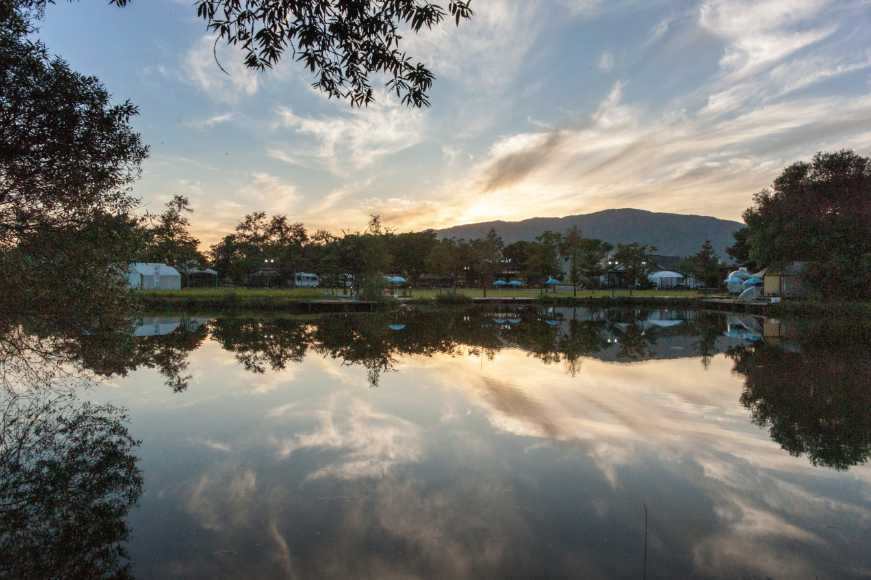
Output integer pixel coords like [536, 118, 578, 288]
[39, 0, 871, 247]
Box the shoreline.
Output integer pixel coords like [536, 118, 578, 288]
[136, 289, 871, 318]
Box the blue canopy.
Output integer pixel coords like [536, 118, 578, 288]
[743, 276, 763, 286]
[544, 276, 560, 286]
[544, 319, 561, 327]
[493, 279, 508, 287]
[384, 275, 407, 285]
[388, 323, 406, 331]
[507, 279, 524, 287]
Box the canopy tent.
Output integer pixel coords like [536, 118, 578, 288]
[493, 279, 508, 287]
[507, 279, 524, 287]
[127, 263, 181, 290]
[743, 276, 764, 286]
[384, 275, 407, 286]
[647, 270, 684, 289]
[725, 268, 752, 294]
[543, 277, 560, 286]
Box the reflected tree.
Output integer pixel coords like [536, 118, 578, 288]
[211, 318, 310, 374]
[557, 318, 610, 377]
[729, 323, 871, 469]
[0, 390, 143, 578]
[688, 312, 724, 369]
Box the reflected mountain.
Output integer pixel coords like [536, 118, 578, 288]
[0, 390, 143, 579]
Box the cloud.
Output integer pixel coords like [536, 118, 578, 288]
[242, 173, 298, 212]
[183, 112, 236, 129]
[274, 97, 425, 171]
[401, 0, 541, 94]
[698, 0, 836, 87]
[273, 396, 422, 480]
[183, 35, 259, 102]
[384, 79, 871, 229]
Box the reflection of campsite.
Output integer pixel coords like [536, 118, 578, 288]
[132, 317, 209, 337]
[39, 307, 864, 392]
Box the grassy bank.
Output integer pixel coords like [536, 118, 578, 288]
[137, 287, 707, 310]
[137, 287, 870, 317]
[137, 287, 370, 311]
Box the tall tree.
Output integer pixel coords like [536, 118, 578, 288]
[266, 216, 308, 280]
[470, 228, 503, 297]
[613, 243, 656, 293]
[338, 215, 392, 298]
[576, 238, 612, 290]
[559, 226, 583, 296]
[390, 230, 438, 284]
[526, 231, 562, 283]
[142, 195, 204, 272]
[726, 227, 753, 268]
[425, 238, 462, 291]
[741, 150, 871, 299]
[1, 3, 148, 318]
[502, 240, 534, 276]
[690, 240, 721, 288]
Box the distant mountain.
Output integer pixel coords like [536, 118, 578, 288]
[436, 208, 743, 259]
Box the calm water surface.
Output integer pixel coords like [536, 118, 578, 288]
[3, 307, 870, 579]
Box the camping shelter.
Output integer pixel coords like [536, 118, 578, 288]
[647, 270, 684, 289]
[128, 263, 181, 290]
[764, 262, 811, 298]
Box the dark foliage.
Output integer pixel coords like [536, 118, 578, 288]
[729, 321, 871, 470]
[0, 390, 143, 579]
[742, 150, 871, 299]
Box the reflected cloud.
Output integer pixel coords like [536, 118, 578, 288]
[274, 395, 422, 480]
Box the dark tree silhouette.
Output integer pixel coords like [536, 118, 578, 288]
[729, 323, 871, 470]
[0, 390, 143, 579]
[1, 1, 147, 320]
[741, 150, 871, 299]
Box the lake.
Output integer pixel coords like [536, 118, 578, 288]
[2, 307, 869, 579]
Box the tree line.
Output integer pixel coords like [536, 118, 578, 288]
[726, 150, 871, 299]
[133, 196, 728, 294]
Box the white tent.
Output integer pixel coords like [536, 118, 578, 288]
[647, 270, 684, 289]
[128, 263, 181, 290]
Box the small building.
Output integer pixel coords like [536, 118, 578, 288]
[184, 267, 219, 287]
[764, 262, 811, 298]
[127, 263, 181, 290]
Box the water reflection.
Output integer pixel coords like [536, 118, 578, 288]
[729, 321, 871, 470]
[0, 390, 143, 579]
[1, 307, 869, 579]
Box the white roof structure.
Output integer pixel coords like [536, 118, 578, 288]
[648, 270, 684, 280]
[129, 262, 181, 277]
[127, 262, 182, 290]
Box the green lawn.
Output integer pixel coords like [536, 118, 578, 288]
[139, 287, 331, 300]
[139, 286, 704, 301]
[406, 288, 704, 299]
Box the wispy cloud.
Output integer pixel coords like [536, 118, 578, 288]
[183, 112, 236, 129]
[273, 96, 425, 171]
[183, 35, 259, 102]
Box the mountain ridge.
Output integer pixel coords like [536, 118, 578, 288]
[436, 208, 743, 259]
